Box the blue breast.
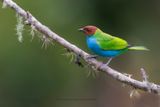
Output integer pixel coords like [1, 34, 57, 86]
[86, 36, 125, 57]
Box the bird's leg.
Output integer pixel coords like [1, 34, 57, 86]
[86, 55, 98, 60]
[101, 57, 113, 67]
[105, 57, 113, 66]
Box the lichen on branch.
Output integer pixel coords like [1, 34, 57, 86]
[16, 14, 24, 43]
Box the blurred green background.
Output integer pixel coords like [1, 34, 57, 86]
[0, 0, 160, 107]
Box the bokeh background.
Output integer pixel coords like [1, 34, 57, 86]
[0, 0, 160, 107]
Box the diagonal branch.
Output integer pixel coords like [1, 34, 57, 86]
[2, 0, 160, 94]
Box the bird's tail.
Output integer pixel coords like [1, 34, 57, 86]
[128, 46, 149, 51]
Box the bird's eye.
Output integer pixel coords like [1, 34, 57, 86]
[85, 28, 90, 32]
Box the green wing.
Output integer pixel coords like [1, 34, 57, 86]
[95, 29, 128, 50]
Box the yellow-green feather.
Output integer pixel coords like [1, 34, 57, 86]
[94, 29, 128, 50]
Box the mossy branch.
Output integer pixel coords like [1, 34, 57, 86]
[1, 0, 160, 94]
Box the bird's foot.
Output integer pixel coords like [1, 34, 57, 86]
[98, 63, 109, 69]
[95, 58, 113, 69]
[86, 55, 98, 60]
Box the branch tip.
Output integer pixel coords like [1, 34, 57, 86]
[140, 68, 148, 82]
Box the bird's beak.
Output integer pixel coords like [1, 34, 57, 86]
[78, 28, 84, 32]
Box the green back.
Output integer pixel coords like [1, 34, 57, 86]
[94, 29, 129, 50]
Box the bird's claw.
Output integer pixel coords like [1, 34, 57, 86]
[92, 58, 113, 71]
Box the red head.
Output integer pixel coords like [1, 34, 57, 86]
[79, 25, 97, 36]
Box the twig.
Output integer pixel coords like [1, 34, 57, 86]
[1, 0, 160, 94]
[140, 68, 149, 82]
[140, 68, 152, 92]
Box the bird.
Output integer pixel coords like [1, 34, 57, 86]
[79, 25, 149, 66]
